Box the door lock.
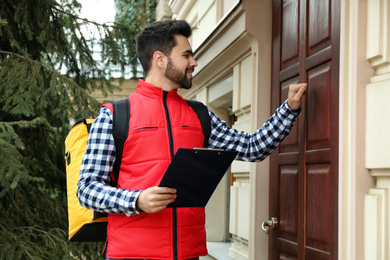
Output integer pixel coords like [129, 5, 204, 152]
[261, 217, 278, 234]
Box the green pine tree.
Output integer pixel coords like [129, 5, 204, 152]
[0, 0, 155, 258]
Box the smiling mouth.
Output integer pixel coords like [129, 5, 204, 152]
[187, 68, 194, 78]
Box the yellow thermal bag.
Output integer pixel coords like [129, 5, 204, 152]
[64, 99, 130, 242]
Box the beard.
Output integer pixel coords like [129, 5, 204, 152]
[165, 57, 193, 89]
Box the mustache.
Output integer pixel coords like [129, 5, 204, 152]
[186, 67, 195, 73]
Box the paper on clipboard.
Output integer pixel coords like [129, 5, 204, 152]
[158, 148, 238, 207]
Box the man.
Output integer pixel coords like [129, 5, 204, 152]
[77, 20, 307, 260]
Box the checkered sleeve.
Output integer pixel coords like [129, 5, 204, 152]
[208, 100, 301, 162]
[77, 107, 141, 217]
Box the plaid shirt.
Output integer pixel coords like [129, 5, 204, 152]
[77, 100, 300, 217]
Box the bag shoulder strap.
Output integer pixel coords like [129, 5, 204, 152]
[185, 99, 211, 148]
[111, 98, 130, 186]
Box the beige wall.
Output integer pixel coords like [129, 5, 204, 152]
[90, 78, 137, 104]
[160, 0, 390, 259]
[156, 0, 172, 21]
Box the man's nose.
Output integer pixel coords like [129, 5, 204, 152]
[190, 56, 198, 67]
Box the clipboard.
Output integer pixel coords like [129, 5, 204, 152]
[159, 148, 238, 207]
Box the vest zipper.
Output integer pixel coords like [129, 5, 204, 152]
[162, 91, 178, 260]
[163, 91, 175, 158]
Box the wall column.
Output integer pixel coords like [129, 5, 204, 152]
[364, 0, 390, 259]
[228, 54, 254, 260]
[156, 0, 172, 21]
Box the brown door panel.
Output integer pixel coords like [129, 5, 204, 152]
[270, 0, 339, 259]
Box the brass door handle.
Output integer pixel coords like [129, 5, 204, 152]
[262, 217, 278, 234]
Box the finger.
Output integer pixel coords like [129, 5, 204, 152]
[156, 193, 177, 202]
[144, 186, 176, 196]
[152, 197, 176, 207]
[290, 84, 301, 93]
[299, 83, 307, 93]
[157, 187, 177, 194]
[146, 189, 176, 202]
[138, 198, 173, 213]
[294, 84, 307, 99]
[148, 197, 176, 213]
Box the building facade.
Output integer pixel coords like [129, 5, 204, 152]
[152, 0, 390, 260]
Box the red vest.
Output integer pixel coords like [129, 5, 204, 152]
[105, 80, 208, 259]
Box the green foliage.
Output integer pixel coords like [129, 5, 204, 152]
[0, 17, 6, 26]
[0, 0, 155, 258]
[115, 0, 156, 29]
[114, 0, 156, 77]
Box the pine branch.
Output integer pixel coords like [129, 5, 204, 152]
[0, 50, 58, 75]
[42, 0, 127, 30]
[0, 50, 100, 112]
[0, 18, 6, 26]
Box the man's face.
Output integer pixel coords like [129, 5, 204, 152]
[164, 35, 198, 89]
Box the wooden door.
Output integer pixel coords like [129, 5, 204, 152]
[269, 0, 340, 259]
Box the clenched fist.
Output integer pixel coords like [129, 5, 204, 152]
[287, 83, 307, 111]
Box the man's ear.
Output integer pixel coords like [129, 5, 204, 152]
[153, 51, 167, 69]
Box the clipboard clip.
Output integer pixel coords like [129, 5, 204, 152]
[193, 147, 224, 151]
[193, 147, 224, 154]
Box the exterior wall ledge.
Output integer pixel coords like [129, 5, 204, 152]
[232, 105, 251, 117]
[369, 72, 390, 83]
[370, 169, 390, 177]
[193, 1, 242, 55]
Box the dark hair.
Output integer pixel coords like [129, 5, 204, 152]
[136, 20, 192, 75]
